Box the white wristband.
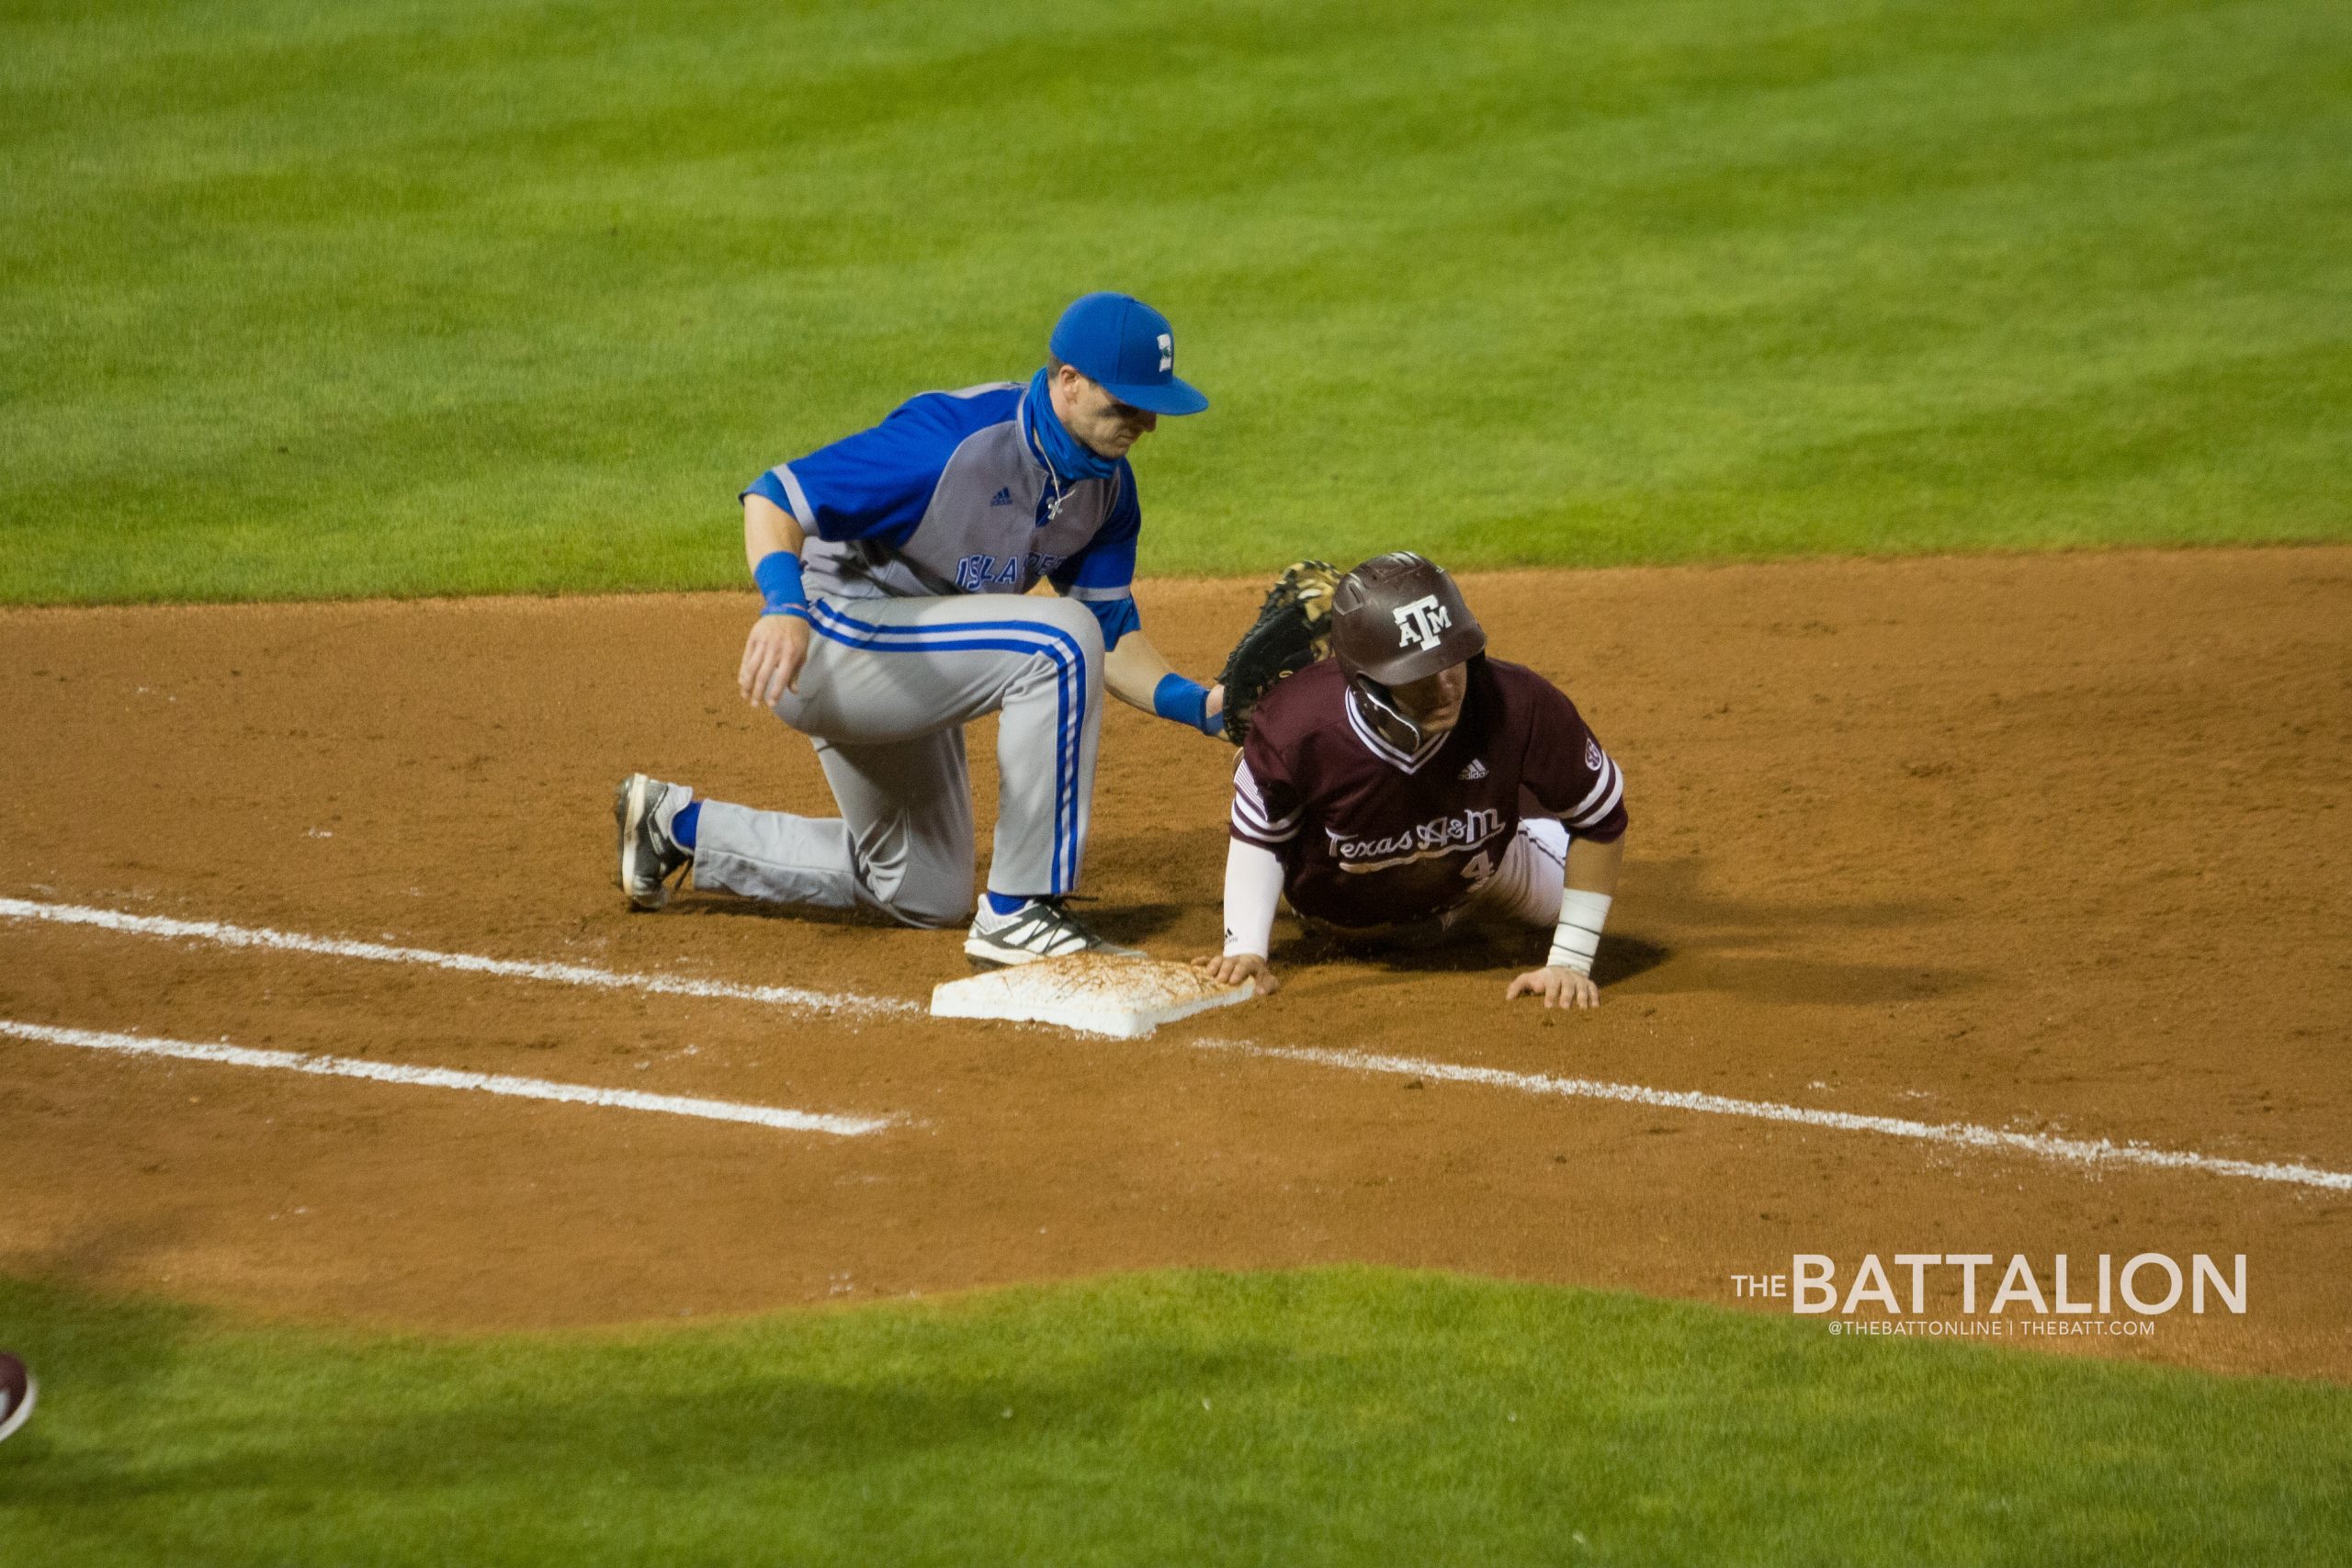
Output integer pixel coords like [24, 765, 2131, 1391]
[1547, 889, 1612, 976]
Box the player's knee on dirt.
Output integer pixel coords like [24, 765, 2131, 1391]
[854, 840, 977, 930]
[875, 878, 976, 930]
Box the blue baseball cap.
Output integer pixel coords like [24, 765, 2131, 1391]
[1048, 292, 1209, 416]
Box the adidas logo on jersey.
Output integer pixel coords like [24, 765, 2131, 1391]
[989, 487, 1015, 507]
[1459, 758, 1488, 780]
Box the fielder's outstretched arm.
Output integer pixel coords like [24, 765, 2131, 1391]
[740, 493, 813, 706]
[1102, 628, 1226, 728]
[1506, 833, 1626, 1010]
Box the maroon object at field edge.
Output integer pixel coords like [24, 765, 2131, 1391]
[0, 1351, 36, 1443]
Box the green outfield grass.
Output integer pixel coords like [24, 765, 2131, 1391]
[3, 0, 2347, 602]
[1, 1269, 2346, 1566]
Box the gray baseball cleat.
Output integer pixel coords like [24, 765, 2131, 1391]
[964, 897, 1139, 967]
[615, 773, 694, 910]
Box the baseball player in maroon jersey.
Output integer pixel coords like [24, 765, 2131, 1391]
[1193, 553, 1627, 1008]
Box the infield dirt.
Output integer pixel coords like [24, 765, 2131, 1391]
[3, 550, 2346, 1379]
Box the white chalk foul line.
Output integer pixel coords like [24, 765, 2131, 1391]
[0, 897, 916, 1018]
[9, 896, 2346, 1193]
[1193, 1040, 2352, 1194]
[0, 1020, 894, 1137]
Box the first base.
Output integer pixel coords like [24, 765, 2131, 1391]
[930, 953, 1253, 1039]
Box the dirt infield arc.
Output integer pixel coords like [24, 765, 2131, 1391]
[4, 550, 2347, 1380]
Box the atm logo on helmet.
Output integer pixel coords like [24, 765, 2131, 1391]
[1393, 594, 1452, 650]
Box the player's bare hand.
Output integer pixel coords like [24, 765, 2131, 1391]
[1193, 952, 1279, 996]
[740, 613, 811, 707]
[1505, 965, 1600, 1010]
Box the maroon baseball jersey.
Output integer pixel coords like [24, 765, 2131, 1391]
[1230, 657, 1627, 928]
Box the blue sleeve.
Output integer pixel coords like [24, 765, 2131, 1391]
[1050, 461, 1140, 604]
[1079, 595, 1142, 650]
[741, 396, 979, 548]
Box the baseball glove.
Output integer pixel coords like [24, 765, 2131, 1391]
[1216, 560, 1342, 745]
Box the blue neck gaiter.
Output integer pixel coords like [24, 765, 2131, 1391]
[1023, 367, 1122, 485]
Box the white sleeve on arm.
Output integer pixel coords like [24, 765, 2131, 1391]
[1222, 838, 1284, 958]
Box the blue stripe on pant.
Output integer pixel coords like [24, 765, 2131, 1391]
[808, 601, 1092, 894]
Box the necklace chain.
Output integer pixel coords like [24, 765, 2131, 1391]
[1025, 403, 1072, 522]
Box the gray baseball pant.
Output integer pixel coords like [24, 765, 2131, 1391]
[1461, 817, 1571, 927]
[689, 592, 1105, 928]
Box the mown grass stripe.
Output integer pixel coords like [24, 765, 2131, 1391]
[2, 1268, 2346, 1565]
[5, 0, 2346, 602]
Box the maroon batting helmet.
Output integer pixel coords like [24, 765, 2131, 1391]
[1330, 552, 1486, 686]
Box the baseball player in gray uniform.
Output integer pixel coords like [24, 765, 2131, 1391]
[616, 292, 1227, 964]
